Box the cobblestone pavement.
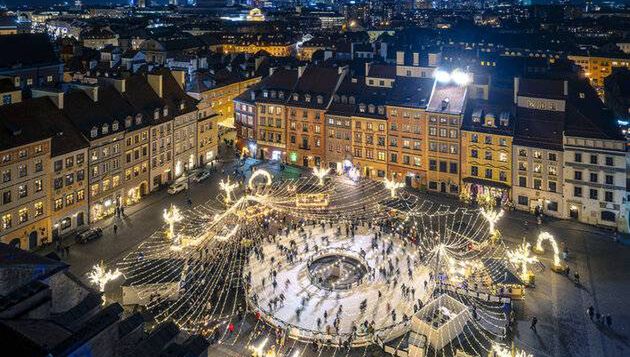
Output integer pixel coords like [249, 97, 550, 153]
[38, 152, 630, 357]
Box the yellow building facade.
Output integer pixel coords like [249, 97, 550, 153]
[200, 77, 261, 127]
[0, 139, 52, 250]
[568, 54, 630, 89]
[351, 114, 388, 180]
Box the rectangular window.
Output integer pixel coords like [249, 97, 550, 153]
[518, 176, 527, 187]
[574, 186, 582, 198]
[449, 163, 457, 174]
[589, 189, 598, 200]
[605, 191, 613, 202]
[590, 173, 598, 183]
[518, 195, 528, 206]
[575, 152, 582, 162]
[590, 154, 598, 165]
[549, 181, 556, 193]
[605, 156, 614, 166]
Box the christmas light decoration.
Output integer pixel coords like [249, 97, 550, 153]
[507, 241, 538, 282]
[219, 176, 239, 203]
[88, 261, 122, 301]
[163, 204, 183, 244]
[481, 208, 504, 236]
[534, 231, 563, 271]
[383, 177, 405, 198]
[312, 166, 330, 186]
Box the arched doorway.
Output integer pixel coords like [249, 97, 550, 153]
[28, 231, 38, 250]
[9, 238, 20, 249]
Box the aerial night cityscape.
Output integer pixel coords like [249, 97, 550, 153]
[1, 1, 630, 357]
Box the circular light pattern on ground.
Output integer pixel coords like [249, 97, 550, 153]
[115, 172, 520, 356]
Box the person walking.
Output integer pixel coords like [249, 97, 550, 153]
[530, 316, 538, 333]
[113, 224, 118, 235]
[605, 314, 612, 329]
[587, 306, 594, 320]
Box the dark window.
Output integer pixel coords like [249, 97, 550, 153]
[605, 175, 614, 185]
[605, 191, 613, 202]
[449, 163, 458, 174]
[590, 173, 598, 183]
[439, 161, 447, 173]
[574, 171, 582, 180]
[517, 195, 528, 206]
[574, 186, 582, 197]
[605, 157, 614, 166]
[574, 152, 582, 162]
[429, 160, 437, 171]
[518, 176, 527, 187]
[601, 211, 616, 222]
[428, 181, 438, 190]
[589, 189, 598, 200]
[471, 166, 478, 176]
[547, 201, 558, 211]
[2, 191, 10, 204]
[590, 155, 597, 165]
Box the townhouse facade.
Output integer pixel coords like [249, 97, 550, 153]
[0, 99, 52, 249]
[234, 64, 630, 231]
[460, 92, 514, 205]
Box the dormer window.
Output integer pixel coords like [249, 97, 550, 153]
[125, 117, 132, 128]
[179, 102, 185, 110]
[349, 96, 356, 105]
[341, 95, 347, 104]
[316, 95, 323, 104]
[305, 94, 311, 102]
[368, 104, 375, 113]
[377, 106, 385, 115]
[278, 91, 284, 99]
[163, 107, 169, 117]
[135, 114, 142, 125]
[472, 109, 482, 122]
[441, 98, 450, 111]
[112, 120, 119, 131]
[154, 109, 159, 120]
[359, 104, 366, 113]
[484, 114, 495, 127]
[263, 90, 268, 98]
[293, 93, 299, 101]
[270, 90, 276, 98]
[91, 127, 98, 138]
[499, 112, 510, 126]
[102, 123, 109, 134]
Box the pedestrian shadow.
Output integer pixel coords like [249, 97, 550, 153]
[597, 324, 630, 347]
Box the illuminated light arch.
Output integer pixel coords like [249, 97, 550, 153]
[534, 231, 563, 269]
[248, 169, 273, 190]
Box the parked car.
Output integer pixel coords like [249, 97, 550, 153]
[192, 170, 211, 183]
[75, 227, 103, 244]
[168, 181, 188, 194]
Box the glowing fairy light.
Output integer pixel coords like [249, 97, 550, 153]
[248, 169, 272, 190]
[163, 204, 183, 243]
[219, 176, 239, 203]
[492, 342, 534, 357]
[88, 261, 122, 294]
[312, 167, 330, 186]
[535, 231, 562, 269]
[384, 177, 405, 198]
[249, 337, 268, 357]
[481, 208, 504, 236]
[507, 241, 538, 281]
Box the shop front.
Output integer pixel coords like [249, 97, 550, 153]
[462, 177, 510, 207]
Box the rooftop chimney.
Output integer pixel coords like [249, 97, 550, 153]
[396, 51, 404, 65]
[147, 73, 163, 98]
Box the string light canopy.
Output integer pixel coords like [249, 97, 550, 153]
[114, 170, 533, 356]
